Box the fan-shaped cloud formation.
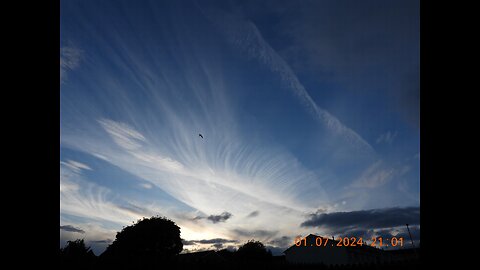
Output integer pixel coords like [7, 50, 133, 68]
[60, 0, 419, 254]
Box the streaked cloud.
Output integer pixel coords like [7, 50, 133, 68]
[60, 46, 82, 83]
[139, 183, 153, 189]
[62, 117, 329, 242]
[61, 160, 150, 225]
[350, 160, 395, 189]
[116, 203, 152, 217]
[255, 0, 420, 129]
[376, 131, 398, 144]
[98, 119, 146, 151]
[350, 160, 411, 189]
[130, 152, 185, 173]
[201, 6, 375, 155]
[60, 160, 92, 173]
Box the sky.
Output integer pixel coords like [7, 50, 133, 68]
[60, 0, 419, 255]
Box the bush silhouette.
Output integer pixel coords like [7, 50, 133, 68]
[236, 240, 272, 261]
[100, 216, 182, 267]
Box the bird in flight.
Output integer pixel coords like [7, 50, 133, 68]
[199, 133, 204, 139]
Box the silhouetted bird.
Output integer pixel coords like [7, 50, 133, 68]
[199, 134, 203, 139]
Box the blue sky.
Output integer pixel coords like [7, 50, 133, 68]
[60, 0, 419, 255]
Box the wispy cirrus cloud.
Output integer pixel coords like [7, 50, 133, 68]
[350, 160, 411, 189]
[98, 119, 185, 174]
[62, 117, 328, 244]
[139, 183, 153, 189]
[59, 0, 419, 254]
[376, 131, 398, 144]
[251, 0, 420, 130]
[98, 118, 146, 151]
[350, 160, 395, 189]
[59, 2, 344, 249]
[60, 46, 82, 83]
[60, 160, 92, 173]
[200, 6, 375, 155]
[60, 160, 151, 225]
[116, 203, 153, 217]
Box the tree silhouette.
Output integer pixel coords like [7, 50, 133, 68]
[236, 240, 272, 261]
[59, 239, 96, 267]
[100, 216, 183, 267]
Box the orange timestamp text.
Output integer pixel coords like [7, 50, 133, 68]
[294, 236, 405, 248]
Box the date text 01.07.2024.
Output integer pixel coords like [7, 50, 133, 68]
[294, 236, 404, 248]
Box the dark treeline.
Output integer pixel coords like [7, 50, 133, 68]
[60, 216, 421, 269]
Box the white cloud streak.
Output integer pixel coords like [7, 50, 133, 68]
[60, 159, 92, 173]
[61, 167, 138, 224]
[60, 46, 82, 83]
[98, 118, 146, 150]
[376, 131, 398, 144]
[140, 183, 153, 189]
[350, 160, 411, 189]
[199, 7, 375, 155]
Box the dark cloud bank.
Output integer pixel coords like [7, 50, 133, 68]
[301, 207, 420, 241]
[194, 212, 233, 223]
[60, 225, 85, 234]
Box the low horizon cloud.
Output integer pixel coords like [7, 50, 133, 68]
[60, 225, 85, 234]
